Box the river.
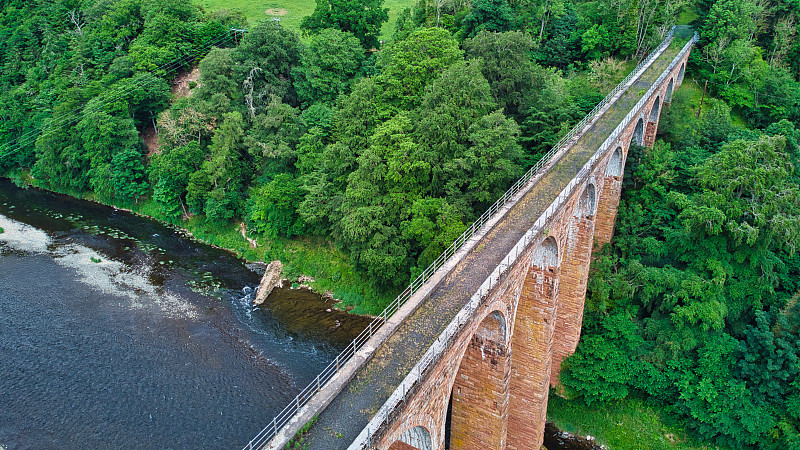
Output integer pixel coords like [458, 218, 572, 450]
[0, 180, 600, 450]
[0, 180, 371, 450]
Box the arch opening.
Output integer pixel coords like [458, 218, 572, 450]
[532, 236, 559, 269]
[476, 310, 507, 344]
[446, 310, 509, 449]
[649, 96, 661, 123]
[606, 146, 623, 177]
[578, 183, 596, 217]
[665, 77, 674, 102]
[631, 118, 645, 147]
[391, 426, 433, 450]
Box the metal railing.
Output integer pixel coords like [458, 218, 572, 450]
[243, 26, 682, 450]
[350, 31, 700, 450]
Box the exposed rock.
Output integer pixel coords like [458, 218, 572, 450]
[239, 222, 259, 248]
[297, 275, 315, 283]
[254, 260, 283, 306]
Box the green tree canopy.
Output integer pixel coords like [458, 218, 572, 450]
[300, 0, 389, 49]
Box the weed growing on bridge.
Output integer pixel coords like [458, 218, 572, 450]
[285, 415, 318, 450]
[324, 426, 344, 439]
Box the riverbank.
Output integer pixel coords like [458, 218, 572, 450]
[547, 395, 725, 449]
[8, 174, 394, 315]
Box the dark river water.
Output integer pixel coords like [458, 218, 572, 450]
[0, 180, 370, 450]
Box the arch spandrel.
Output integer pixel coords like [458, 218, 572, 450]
[577, 183, 597, 218]
[606, 146, 624, 177]
[531, 236, 559, 270]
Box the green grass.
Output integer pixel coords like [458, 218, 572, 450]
[381, 0, 414, 40]
[662, 78, 748, 133]
[547, 395, 725, 450]
[285, 415, 318, 450]
[195, 0, 315, 32]
[133, 199, 396, 315]
[676, 8, 699, 26]
[193, 0, 417, 40]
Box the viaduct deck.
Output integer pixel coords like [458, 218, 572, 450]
[296, 40, 685, 449]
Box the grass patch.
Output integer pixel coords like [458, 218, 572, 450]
[130, 200, 395, 315]
[195, 0, 315, 32]
[193, 0, 416, 40]
[660, 78, 748, 140]
[676, 8, 699, 26]
[381, 0, 414, 40]
[547, 395, 725, 449]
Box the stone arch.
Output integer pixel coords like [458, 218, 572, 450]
[532, 236, 559, 269]
[643, 96, 662, 147]
[630, 117, 645, 147]
[665, 77, 674, 102]
[446, 309, 510, 449]
[507, 236, 561, 448]
[577, 182, 597, 218]
[391, 426, 433, 450]
[677, 62, 685, 84]
[476, 310, 508, 343]
[649, 96, 661, 123]
[606, 146, 624, 177]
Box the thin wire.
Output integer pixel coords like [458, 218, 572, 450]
[0, 31, 236, 161]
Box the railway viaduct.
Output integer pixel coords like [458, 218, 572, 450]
[248, 28, 698, 450]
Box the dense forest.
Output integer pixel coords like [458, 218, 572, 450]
[559, 1, 800, 448]
[0, 0, 684, 295]
[0, 0, 799, 447]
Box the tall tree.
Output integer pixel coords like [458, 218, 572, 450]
[300, 0, 389, 49]
[291, 28, 364, 108]
[234, 21, 303, 112]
